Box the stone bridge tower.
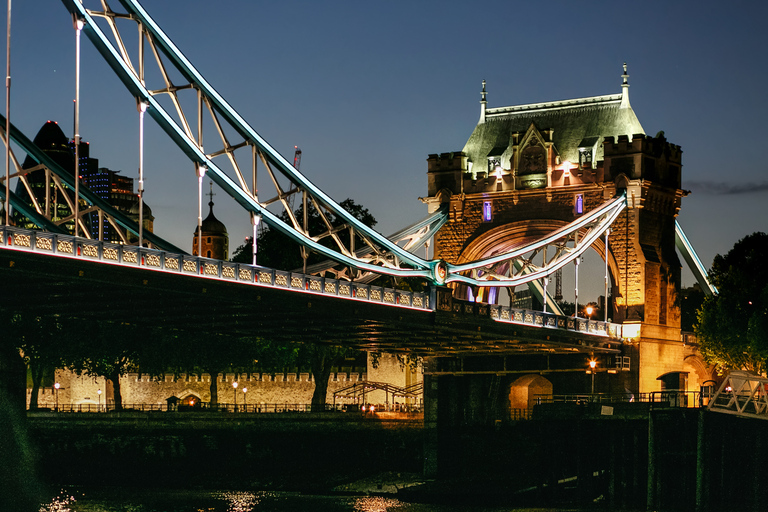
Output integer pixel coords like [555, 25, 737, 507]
[423, 66, 709, 394]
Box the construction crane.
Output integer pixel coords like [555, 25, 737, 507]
[293, 146, 302, 170]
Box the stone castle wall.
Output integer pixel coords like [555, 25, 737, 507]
[29, 369, 381, 409]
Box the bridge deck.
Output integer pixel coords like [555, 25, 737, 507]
[1, 228, 621, 356]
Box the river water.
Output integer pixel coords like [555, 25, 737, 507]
[38, 488, 583, 512]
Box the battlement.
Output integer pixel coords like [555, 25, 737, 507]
[603, 133, 682, 188]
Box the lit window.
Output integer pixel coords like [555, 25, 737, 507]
[574, 194, 583, 215]
[483, 201, 492, 222]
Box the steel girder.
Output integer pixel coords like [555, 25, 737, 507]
[60, 0, 439, 281]
[58, 0, 627, 289]
[0, 114, 186, 254]
[708, 371, 768, 420]
[447, 192, 627, 287]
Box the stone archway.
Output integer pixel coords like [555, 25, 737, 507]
[454, 220, 620, 309]
[508, 374, 553, 414]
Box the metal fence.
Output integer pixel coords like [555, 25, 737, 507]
[29, 402, 423, 414]
[534, 390, 710, 409]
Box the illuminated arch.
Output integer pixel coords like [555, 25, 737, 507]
[455, 219, 620, 306]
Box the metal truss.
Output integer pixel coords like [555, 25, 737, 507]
[708, 371, 768, 420]
[446, 192, 626, 287]
[60, 0, 439, 282]
[0, 114, 185, 253]
[58, 0, 626, 289]
[303, 205, 448, 282]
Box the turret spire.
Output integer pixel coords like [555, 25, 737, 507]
[620, 62, 631, 109]
[479, 79, 487, 123]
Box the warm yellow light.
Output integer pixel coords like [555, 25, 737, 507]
[585, 305, 594, 317]
[54, 382, 60, 390]
[232, 381, 238, 389]
[589, 360, 597, 369]
[562, 161, 571, 177]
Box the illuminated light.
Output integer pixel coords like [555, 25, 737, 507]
[589, 360, 597, 369]
[562, 161, 571, 177]
[232, 381, 238, 389]
[622, 322, 641, 340]
[483, 200, 492, 222]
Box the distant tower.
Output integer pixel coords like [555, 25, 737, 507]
[193, 184, 229, 260]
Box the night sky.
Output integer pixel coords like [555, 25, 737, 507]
[7, 0, 768, 300]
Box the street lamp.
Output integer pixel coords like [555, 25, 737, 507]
[232, 381, 238, 411]
[585, 304, 594, 319]
[97, 389, 102, 412]
[54, 382, 60, 411]
[588, 359, 597, 394]
[242, 387, 247, 411]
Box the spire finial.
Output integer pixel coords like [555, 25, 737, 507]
[620, 63, 631, 109]
[479, 79, 488, 123]
[208, 182, 215, 208]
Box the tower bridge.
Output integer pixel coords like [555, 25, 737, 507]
[0, 0, 719, 425]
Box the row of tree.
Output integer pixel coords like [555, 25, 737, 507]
[9, 312, 365, 411]
[8, 198, 408, 411]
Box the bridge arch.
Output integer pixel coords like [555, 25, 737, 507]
[453, 219, 620, 310]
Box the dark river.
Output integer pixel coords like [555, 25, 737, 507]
[38, 488, 584, 512]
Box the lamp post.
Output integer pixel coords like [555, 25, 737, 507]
[54, 382, 60, 411]
[232, 381, 238, 412]
[242, 387, 247, 411]
[97, 388, 101, 412]
[585, 304, 594, 320]
[589, 360, 597, 394]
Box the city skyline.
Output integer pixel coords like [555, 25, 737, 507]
[7, 1, 768, 299]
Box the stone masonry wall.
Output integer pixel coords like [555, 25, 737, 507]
[29, 369, 371, 409]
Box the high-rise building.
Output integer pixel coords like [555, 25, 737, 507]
[17, 120, 153, 243]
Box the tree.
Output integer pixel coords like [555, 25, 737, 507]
[232, 198, 377, 270]
[696, 232, 768, 375]
[232, 198, 375, 409]
[8, 313, 64, 410]
[63, 321, 142, 410]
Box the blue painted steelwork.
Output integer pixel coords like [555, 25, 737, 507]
[675, 220, 717, 296]
[0, 224, 433, 312]
[448, 192, 627, 287]
[0, 113, 187, 254]
[60, 0, 438, 281]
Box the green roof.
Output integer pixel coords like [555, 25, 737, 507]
[463, 91, 645, 167]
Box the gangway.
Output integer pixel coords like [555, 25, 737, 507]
[707, 371, 768, 420]
[333, 380, 423, 408]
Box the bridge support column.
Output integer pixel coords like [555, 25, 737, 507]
[422, 359, 438, 478]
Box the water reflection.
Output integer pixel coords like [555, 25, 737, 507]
[352, 496, 402, 512]
[38, 487, 556, 512]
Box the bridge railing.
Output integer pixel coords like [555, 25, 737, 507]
[488, 304, 622, 339]
[29, 402, 423, 414]
[536, 390, 706, 408]
[0, 225, 431, 311]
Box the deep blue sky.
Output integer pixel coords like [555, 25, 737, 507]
[8, 0, 768, 298]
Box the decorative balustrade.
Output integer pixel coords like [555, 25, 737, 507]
[0, 226, 430, 312]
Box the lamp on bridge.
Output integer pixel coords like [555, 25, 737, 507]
[54, 382, 60, 411]
[585, 304, 595, 319]
[243, 387, 248, 410]
[587, 359, 597, 394]
[97, 389, 102, 412]
[232, 381, 238, 411]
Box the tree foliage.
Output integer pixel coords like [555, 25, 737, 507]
[696, 232, 768, 375]
[232, 198, 377, 270]
[232, 198, 377, 408]
[8, 313, 65, 409]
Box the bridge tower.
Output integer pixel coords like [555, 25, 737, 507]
[423, 66, 707, 396]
